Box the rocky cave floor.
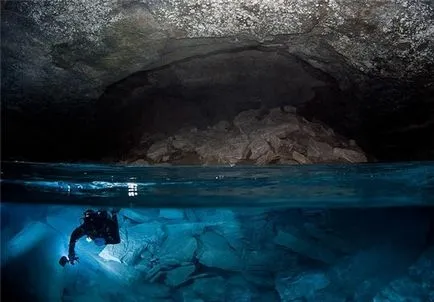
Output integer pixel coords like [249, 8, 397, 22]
[120, 106, 367, 166]
[2, 205, 434, 302]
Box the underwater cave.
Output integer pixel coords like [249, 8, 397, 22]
[1, 1, 434, 302]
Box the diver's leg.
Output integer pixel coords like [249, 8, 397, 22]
[105, 214, 121, 244]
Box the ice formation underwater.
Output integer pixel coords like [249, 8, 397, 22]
[1, 198, 434, 301]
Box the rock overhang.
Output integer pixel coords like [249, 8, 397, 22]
[2, 0, 433, 102]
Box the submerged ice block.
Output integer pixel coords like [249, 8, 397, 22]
[1, 162, 433, 302]
[3, 221, 52, 263]
[2, 219, 67, 301]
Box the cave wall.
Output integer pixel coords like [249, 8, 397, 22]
[95, 50, 340, 156]
[95, 48, 434, 162]
[1, 0, 433, 162]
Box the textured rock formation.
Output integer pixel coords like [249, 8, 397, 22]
[99, 222, 165, 265]
[165, 264, 196, 287]
[134, 106, 367, 165]
[275, 271, 330, 302]
[274, 229, 338, 264]
[2, 0, 432, 96]
[197, 231, 244, 271]
[375, 247, 434, 301]
[2, 204, 433, 301]
[1, 0, 433, 162]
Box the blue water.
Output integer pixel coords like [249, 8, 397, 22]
[1, 161, 434, 302]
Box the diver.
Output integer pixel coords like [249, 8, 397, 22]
[59, 209, 121, 266]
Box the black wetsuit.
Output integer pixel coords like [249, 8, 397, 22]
[68, 211, 121, 259]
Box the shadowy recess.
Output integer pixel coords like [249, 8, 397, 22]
[5, 47, 433, 162]
[1, 1, 433, 163]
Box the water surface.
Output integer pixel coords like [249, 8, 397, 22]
[2, 161, 433, 208]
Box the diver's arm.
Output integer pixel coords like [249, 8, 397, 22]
[68, 226, 85, 258]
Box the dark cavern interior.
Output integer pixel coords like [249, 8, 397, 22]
[1, 1, 434, 302]
[2, 0, 433, 164]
